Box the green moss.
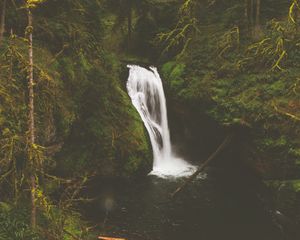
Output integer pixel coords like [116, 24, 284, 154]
[55, 52, 151, 177]
[162, 61, 186, 92]
[161, 15, 300, 178]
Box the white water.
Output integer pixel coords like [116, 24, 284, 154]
[126, 65, 196, 178]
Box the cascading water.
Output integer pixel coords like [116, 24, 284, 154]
[126, 65, 196, 178]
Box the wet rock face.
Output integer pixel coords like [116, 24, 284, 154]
[166, 101, 300, 238]
[166, 101, 228, 164]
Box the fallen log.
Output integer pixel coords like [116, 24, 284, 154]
[98, 237, 126, 240]
[171, 133, 234, 198]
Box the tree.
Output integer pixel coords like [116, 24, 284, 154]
[157, 0, 199, 58]
[127, 0, 132, 48]
[25, 0, 45, 229]
[244, 0, 262, 38]
[26, 2, 37, 229]
[0, 0, 6, 44]
[107, 0, 149, 51]
[254, 0, 262, 38]
[244, 0, 249, 30]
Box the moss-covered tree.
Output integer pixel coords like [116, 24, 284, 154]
[0, 0, 6, 44]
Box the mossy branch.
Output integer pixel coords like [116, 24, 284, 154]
[271, 50, 287, 71]
[273, 102, 300, 121]
[289, 0, 300, 24]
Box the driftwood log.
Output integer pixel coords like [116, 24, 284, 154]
[171, 133, 234, 198]
[98, 237, 126, 240]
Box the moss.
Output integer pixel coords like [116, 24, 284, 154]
[116, 90, 152, 176]
[162, 61, 186, 92]
[163, 51, 300, 178]
[54, 52, 151, 177]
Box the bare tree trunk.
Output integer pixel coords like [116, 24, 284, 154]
[254, 0, 262, 38]
[127, 0, 132, 50]
[0, 0, 6, 44]
[255, 0, 261, 28]
[250, 0, 254, 29]
[27, 8, 37, 229]
[9, 29, 13, 81]
[244, 0, 250, 32]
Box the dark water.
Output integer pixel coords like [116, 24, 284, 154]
[82, 169, 291, 240]
[81, 129, 299, 240]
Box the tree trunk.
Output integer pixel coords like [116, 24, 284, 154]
[0, 0, 6, 44]
[244, 0, 249, 29]
[9, 29, 13, 81]
[27, 8, 37, 229]
[255, 0, 261, 28]
[127, 0, 132, 50]
[254, 0, 262, 38]
[250, 0, 254, 29]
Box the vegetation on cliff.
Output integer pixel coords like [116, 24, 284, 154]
[160, 0, 300, 180]
[0, 0, 299, 238]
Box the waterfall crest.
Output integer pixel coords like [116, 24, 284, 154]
[127, 65, 195, 178]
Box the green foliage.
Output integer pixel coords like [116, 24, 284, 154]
[1, 0, 300, 236]
[1, 0, 154, 237]
[266, 179, 300, 223]
[289, 0, 300, 24]
[56, 52, 151, 177]
[159, 0, 300, 178]
[156, 0, 198, 58]
[62, 213, 83, 240]
[38, 205, 86, 240]
[291, 148, 300, 158]
[26, 0, 45, 8]
[161, 61, 186, 92]
[267, 179, 300, 193]
[0, 203, 41, 240]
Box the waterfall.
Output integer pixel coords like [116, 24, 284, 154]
[127, 65, 195, 178]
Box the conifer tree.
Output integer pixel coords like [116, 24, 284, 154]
[25, 0, 45, 229]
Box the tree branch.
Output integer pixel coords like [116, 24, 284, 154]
[171, 133, 234, 198]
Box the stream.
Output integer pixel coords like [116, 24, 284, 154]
[83, 171, 284, 240]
